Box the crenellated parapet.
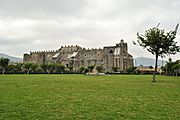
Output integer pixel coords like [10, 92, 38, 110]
[23, 40, 133, 72]
[85, 47, 103, 52]
[30, 50, 58, 54]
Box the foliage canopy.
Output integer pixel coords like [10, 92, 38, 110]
[135, 24, 179, 82]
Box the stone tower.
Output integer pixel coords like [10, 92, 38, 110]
[23, 40, 133, 73]
[103, 40, 133, 72]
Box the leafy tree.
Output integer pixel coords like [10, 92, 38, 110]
[0, 57, 10, 74]
[126, 67, 137, 74]
[40, 63, 47, 73]
[172, 62, 180, 70]
[7, 63, 23, 73]
[165, 59, 174, 75]
[36, 67, 43, 73]
[134, 24, 180, 82]
[172, 62, 180, 76]
[31, 63, 38, 72]
[149, 66, 153, 69]
[68, 66, 74, 73]
[40, 63, 56, 74]
[96, 65, 103, 73]
[23, 62, 34, 74]
[55, 64, 65, 73]
[87, 65, 94, 72]
[79, 66, 85, 73]
[163, 59, 180, 76]
[47, 64, 56, 74]
[84, 67, 89, 74]
[112, 66, 120, 73]
[15, 63, 23, 72]
[7, 64, 16, 72]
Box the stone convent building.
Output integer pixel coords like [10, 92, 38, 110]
[23, 40, 133, 72]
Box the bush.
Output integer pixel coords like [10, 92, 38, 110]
[79, 66, 85, 73]
[112, 66, 120, 73]
[84, 67, 89, 73]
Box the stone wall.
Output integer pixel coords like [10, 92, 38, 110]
[78, 48, 103, 67]
[23, 40, 134, 72]
[23, 50, 58, 64]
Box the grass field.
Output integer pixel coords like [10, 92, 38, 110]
[0, 75, 179, 120]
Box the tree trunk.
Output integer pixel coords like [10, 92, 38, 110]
[2, 69, 5, 75]
[153, 54, 158, 82]
[27, 70, 30, 75]
[47, 70, 50, 75]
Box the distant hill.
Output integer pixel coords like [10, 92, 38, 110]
[0, 53, 167, 66]
[0, 53, 22, 62]
[134, 57, 166, 67]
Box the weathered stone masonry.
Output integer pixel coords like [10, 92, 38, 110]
[23, 40, 133, 72]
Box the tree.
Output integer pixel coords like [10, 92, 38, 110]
[68, 66, 74, 73]
[47, 64, 55, 74]
[84, 67, 89, 74]
[7, 64, 16, 73]
[112, 66, 120, 73]
[40, 63, 47, 73]
[79, 66, 85, 73]
[96, 65, 103, 73]
[87, 65, 94, 72]
[165, 59, 174, 75]
[55, 64, 65, 73]
[23, 62, 34, 74]
[149, 66, 153, 69]
[7, 63, 23, 73]
[15, 63, 23, 72]
[163, 59, 180, 76]
[0, 57, 10, 74]
[40, 63, 56, 74]
[126, 67, 137, 74]
[134, 24, 180, 82]
[172, 62, 180, 76]
[30, 63, 38, 72]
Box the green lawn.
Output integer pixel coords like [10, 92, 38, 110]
[0, 75, 180, 120]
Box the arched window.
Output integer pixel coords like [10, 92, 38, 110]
[109, 50, 113, 53]
[66, 64, 69, 67]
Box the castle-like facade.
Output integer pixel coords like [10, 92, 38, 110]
[23, 40, 133, 72]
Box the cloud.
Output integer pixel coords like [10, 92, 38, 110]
[0, 0, 88, 19]
[0, 0, 180, 60]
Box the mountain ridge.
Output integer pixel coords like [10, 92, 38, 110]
[0, 53, 22, 62]
[0, 53, 167, 66]
[134, 57, 166, 67]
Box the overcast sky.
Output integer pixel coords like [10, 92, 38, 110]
[0, 0, 180, 60]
